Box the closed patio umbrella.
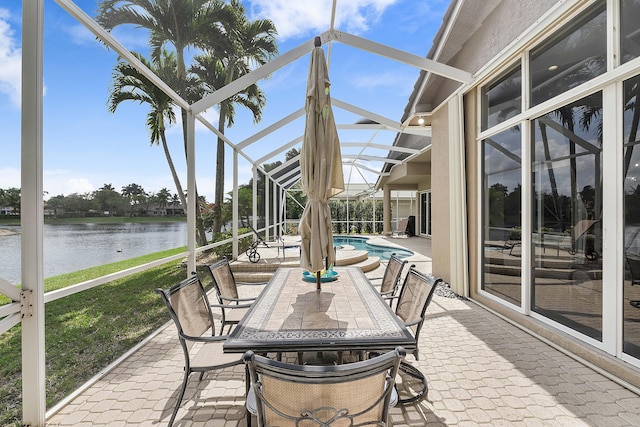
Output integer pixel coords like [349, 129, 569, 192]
[299, 37, 344, 289]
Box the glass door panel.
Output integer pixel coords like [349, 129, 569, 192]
[531, 92, 603, 341]
[481, 127, 522, 305]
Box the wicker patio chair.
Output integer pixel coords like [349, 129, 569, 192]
[156, 274, 244, 427]
[244, 347, 406, 427]
[206, 257, 268, 335]
[370, 253, 410, 307]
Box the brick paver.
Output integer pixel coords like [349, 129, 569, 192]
[46, 237, 640, 426]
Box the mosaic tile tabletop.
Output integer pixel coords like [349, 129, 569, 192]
[224, 267, 415, 354]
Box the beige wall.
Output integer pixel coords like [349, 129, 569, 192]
[431, 103, 451, 284]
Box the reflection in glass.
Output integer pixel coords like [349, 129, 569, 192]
[531, 92, 603, 341]
[621, 0, 640, 64]
[530, 4, 606, 106]
[482, 66, 522, 131]
[623, 75, 640, 359]
[482, 127, 522, 306]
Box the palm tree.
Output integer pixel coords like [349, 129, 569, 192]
[108, 50, 188, 218]
[194, 0, 277, 234]
[190, 54, 266, 232]
[156, 187, 172, 211]
[97, 0, 237, 245]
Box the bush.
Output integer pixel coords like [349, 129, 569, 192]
[212, 227, 253, 258]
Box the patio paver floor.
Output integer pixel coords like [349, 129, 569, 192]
[46, 236, 640, 426]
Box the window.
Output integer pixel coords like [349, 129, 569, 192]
[623, 74, 640, 358]
[531, 92, 603, 340]
[419, 192, 431, 236]
[530, 5, 606, 106]
[621, 0, 640, 63]
[481, 127, 522, 306]
[481, 65, 522, 131]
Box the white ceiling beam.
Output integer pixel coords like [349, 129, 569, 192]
[273, 165, 300, 183]
[270, 155, 300, 176]
[343, 161, 390, 176]
[332, 98, 400, 130]
[400, 126, 432, 137]
[192, 32, 332, 114]
[256, 136, 303, 166]
[343, 154, 401, 164]
[282, 174, 301, 188]
[341, 142, 420, 155]
[237, 108, 305, 150]
[336, 123, 391, 131]
[55, 0, 189, 111]
[332, 30, 473, 84]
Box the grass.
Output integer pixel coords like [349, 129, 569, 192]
[0, 247, 214, 426]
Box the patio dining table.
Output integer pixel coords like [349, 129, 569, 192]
[224, 266, 429, 404]
[223, 266, 416, 356]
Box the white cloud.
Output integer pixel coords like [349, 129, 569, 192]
[44, 170, 95, 197]
[0, 8, 22, 108]
[248, 0, 397, 40]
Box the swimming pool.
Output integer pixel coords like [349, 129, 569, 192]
[333, 236, 413, 260]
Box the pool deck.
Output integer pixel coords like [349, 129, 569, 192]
[45, 235, 640, 426]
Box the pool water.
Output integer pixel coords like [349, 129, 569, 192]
[333, 236, 413, 260]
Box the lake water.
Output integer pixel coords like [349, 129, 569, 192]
[0, 222, 191, 285]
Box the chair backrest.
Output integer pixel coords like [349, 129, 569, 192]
[379, 253, 408, 295]
[627, 256, 640, 285]
[207, 257, 239, 301]
[245, 347, 405, 427]
[395, 267, 441, 342]
[156, 274, 216, 352]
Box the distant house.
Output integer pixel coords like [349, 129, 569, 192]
[148, 204, 185, 216]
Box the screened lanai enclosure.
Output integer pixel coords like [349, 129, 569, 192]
[6, 0, 473, 425]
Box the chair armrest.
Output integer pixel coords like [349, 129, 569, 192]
[236, 281, 269, 286]
[181, 333, 229, 343]
[220, 295, 256, 304]
[404, 318, 422, 328]
[210, 302, 253, 309]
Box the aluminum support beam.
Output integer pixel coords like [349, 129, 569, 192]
[186, 112, 196, 274]
[332, 30, 473, 84]
[21, 1, 46, 424]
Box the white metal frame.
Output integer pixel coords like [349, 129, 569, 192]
[9, 1, 476, 425]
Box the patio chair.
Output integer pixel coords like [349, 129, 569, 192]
[372, 267, 441, 404]
[395, 266, 441, 360]
[370, 253, 410, 307]
[206, 257, 268, 335]
[156, 274, 244, 427]
[244, 347, 406, 427]
[626, 255, 640, 308]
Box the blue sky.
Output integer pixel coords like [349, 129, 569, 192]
[0, 0, 449, 203]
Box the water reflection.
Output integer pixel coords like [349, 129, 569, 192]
[0, 222, 190, 285]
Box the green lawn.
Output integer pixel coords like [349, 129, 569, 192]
[0, 247, 214, 426]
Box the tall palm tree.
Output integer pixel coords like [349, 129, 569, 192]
[190, 53, 267, 233]
[196, 0, 278, 234]
[108, 50, 189, 216]
[97, 0, 237, 245]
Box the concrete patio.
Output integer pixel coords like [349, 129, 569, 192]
[45, 236, 640, 426]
